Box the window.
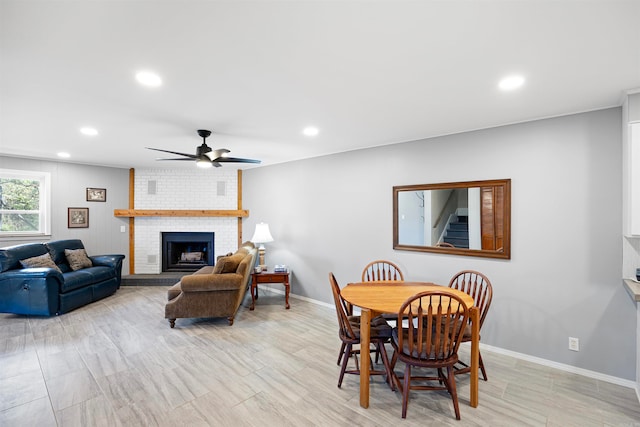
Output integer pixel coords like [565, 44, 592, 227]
[0, 169, 51, 236]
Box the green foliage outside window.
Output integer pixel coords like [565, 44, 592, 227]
[0, 178, 40, 232]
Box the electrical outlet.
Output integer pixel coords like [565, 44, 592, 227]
[120, 225, 126, 233]
[569, 337, 580, 351]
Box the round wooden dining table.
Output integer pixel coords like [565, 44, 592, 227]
[341, 281, 480, 409]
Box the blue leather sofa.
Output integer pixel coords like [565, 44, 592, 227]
[0, 239, 125, 315]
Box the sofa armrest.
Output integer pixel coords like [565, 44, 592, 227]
[90, 254, 125, 284]
[180, 273, 244, 292]
[0, 268, 63, 315]
[90, 254, 125, 269]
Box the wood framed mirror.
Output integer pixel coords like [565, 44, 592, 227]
[393, 179, 511, 259]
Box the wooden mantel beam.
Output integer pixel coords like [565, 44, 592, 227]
[114, 209, 249, 218]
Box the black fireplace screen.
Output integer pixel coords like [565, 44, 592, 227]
[161, 232, 215, 272]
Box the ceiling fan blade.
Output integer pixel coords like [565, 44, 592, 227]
[147, 131, 261, 167]
[146, 147, 197, 159]
[214, 157, 261, 164]
[204, 148, 230, 161]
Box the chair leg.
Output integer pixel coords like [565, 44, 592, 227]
[401, 364, 411, 418]
[374, 340, 385, 364]
[337, 342, 346, 365]
[389, 349, 401, 390]
[454, 349, 488, 380]
[445, 365, 461, 420]
[338, 343, 352, 388]
[390, 348, 398, 371]
[479, 350, 488, 381]
[376, 341, 395, 391]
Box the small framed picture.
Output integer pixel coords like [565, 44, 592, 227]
[68, 207, 89, 228]
[86, 188, 106, 202]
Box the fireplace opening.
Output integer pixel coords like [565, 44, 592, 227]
[161, 232, 215, 272]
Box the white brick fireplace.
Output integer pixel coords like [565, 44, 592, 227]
[133, 168, 240, 274]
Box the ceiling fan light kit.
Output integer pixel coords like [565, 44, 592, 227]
[196, 158, 213, 168]
[146, 129, 261, 168]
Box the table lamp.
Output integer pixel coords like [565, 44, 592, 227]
[251, 222, 274, 269]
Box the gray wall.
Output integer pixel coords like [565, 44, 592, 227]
[243, 107, 635, 380]
[0, 156, 130, 273]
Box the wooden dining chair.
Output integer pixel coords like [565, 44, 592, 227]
[361, 260, 404, 282]
[359, 258, 403, 336]
[328, 273, 395, 390]
[389, 291, 470, 419]
[448, 270, 493, 380]
[361, 259, 405, 328]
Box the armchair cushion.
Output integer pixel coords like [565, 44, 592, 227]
[180, 272, 244, 292]
[65, 248, 93, 271]
[19, 253, 62, 273]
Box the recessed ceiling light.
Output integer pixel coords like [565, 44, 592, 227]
[303, 126, 319, 137]
[498, 75, 525, 91]
[136, 70, 162, 87]
[57, 152, 70, 158]
[79, 127, 98, 136]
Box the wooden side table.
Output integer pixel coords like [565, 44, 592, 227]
[250, 269, 291, 310]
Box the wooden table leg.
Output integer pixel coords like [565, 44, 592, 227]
[250, 282, 257, 311]
[359, 308, 371, 408]
[470, 306, 479, 408]
[284, 281, 290, 309]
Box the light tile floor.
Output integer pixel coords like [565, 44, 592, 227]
[1, 286, 639, 426]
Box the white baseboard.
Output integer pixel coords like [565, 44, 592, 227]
[253, 285, 334, 310]
[265, 287, 639, 398]
[480, 343, 638, 391]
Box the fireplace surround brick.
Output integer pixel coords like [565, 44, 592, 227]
[133, 168, 239, 274]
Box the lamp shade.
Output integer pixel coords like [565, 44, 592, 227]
[251, 222, 274, 244]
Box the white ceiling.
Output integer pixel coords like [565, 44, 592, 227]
[1, 0, 639, 170]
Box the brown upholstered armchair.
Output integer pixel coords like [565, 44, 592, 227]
[165, 242, 257, 327]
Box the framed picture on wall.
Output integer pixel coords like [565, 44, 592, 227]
[68, 207, 89, 228]
[86, 187, 106, 202]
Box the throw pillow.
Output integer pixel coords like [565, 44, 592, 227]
[212, 256, 228, 274]
[215, 252, 233, 264]
[65, 248, 93, 271]
[20, 253, 62, 273]
[212, 252, 244, 274]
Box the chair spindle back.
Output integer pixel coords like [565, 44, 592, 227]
[448, 270, 493, 327]
[362, 260, 404, 282]
[396, 291, 469, 361]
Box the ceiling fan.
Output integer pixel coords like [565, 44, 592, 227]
[146, 129, 261, 168]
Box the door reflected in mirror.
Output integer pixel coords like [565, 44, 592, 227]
[393, 179, 510, 259]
